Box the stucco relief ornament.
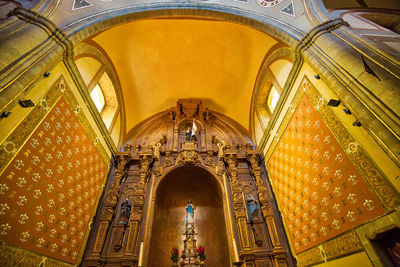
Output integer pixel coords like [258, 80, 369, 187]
[58, 80, 66, 93]
[179, 150, 199, 165]
[346, 141, 359, 153]
[74, 105, 81, 115]
[257, 0, 283, 7]
[315, 97, 325, 111]
[2, 141, 17, 154]
[38, 98, 49, 111]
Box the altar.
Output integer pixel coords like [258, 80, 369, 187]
[170, 200, 205, 266]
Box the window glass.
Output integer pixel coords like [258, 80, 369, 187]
[267, 86, 280, 112]
[90, 84, 105, 112]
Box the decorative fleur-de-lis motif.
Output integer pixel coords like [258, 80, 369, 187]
[0, 203, 10, 215]
[20, 231, 30, 242]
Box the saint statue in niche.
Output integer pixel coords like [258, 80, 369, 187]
[185, 121, 198, 141]
[186, 128, 192, 141]
[118, 197, 132, 224]
[246, 194, 259, 221]
[185, 200, 195, 230]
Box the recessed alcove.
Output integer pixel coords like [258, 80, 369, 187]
[148, 166, 230, 266]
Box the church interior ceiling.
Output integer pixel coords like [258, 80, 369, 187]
[90, 18, 280, 134]
[0, 0, 399, 265]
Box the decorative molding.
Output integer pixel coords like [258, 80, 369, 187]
[177, 142, 200, 165]
[3, 8, 116, 155]
[256, 0, 284, 8]
[297, 231, 363, 266]
[0, 242, 72, 267]
[10, 7, 73, 58]
[322, 231, 363, 261]
[296, 245, 323, 266]
[296, 18, 349, 54]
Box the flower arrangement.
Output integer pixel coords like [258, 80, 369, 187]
[197, 245, 206, 261]
[170, 246, 179, 263]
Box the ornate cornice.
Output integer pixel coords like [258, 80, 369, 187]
[296, 18, 349, 54]
[11, 7, 73, 59]
[3, 7, 117, 155]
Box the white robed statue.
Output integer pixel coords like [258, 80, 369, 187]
[185, 200, 195, 230]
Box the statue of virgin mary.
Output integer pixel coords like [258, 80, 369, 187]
[185, 200, 195, 230]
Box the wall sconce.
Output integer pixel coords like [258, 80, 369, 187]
[43, 72, 51, 78]
[19, 99, 35, 108]
[327, 99, 341, 107]
[352, 120, 362, 127]
[314, 74, 321, 80]
[0, 111, 11, 118]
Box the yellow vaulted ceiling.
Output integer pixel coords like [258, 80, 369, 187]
[92, 19, 279, 135]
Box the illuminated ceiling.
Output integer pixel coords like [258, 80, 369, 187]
[92, 19, 280, 135]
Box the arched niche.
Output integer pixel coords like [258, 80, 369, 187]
[148, 165, 230, 267]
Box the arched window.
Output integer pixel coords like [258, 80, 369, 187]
[75, 54, 121, 146]
[267, 86, 280, 113]
[251, 57, 293, 146]
[94, 72, 118, 129]
[90, 84, 105, 112]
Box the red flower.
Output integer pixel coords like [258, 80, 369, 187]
[171, 246, 179, 263]
[197, 245, 206, 261]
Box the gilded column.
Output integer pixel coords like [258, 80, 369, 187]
[89, 151, 130, 260]
[214, 136, 226, 176]
[173, 123, 179, 151]
[247, 153, 287, 266]
[200, 126, 206, 151]
[166, 113, 175, 151]
[94, 170, 121, 256]
[125, 154, 153, 255]
[225, 153, 251, 253]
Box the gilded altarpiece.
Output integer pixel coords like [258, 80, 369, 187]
[83, 100, 294, 267]
[0, 77, 109, 265]
[265, 77, 399, 266]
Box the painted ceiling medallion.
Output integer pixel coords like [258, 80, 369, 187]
[257, 0, 284, 7]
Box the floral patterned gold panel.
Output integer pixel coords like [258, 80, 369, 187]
[267, 95, 385, 253]
[0, 96, 108, 264]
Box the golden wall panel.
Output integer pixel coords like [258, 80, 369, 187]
[266, 77, 398, 255]
[0, 77, 109, 174]
[268, 95, 384, 253]
[0, 77, 109, 264]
